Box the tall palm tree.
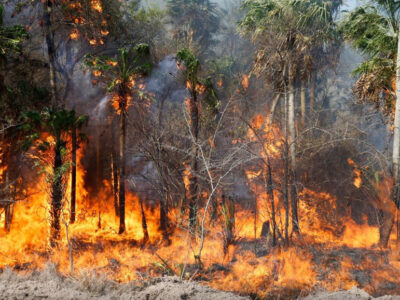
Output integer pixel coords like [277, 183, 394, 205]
[85, 44, 151, 234]
[341, 0, 400, 247]
[240, 0, 341, 234]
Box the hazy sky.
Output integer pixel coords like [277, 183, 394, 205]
[343, 0, 359, 10]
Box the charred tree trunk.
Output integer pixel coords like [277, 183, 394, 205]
[50, 140, 63, 247]
[118, 111, 126, 234]
[111, 122, 119, 218]
[70, 127, 77, 224]
[288, 73, 299, 234]
[222, 195, 235, 254]
[379, 209, 395, 248]
[300, 79, 306, 127]
[43, 0, 58, 108]
[159, 192, 169, 240]
[283, 80, 290, 246]
[284, 144, 290, 246]
[140, 196, 149, 244]
[309, 72, 316, 119]
[266, 160, 276, 246]
[188, 91, 199, 232]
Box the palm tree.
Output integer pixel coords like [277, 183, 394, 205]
[23, 109, 87, 247]
[341, 0, 400, 247]
[85, 44, 151, 234]
[240, 0, 341, 235]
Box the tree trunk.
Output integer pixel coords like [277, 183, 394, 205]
[159, 191, 169, 240]
[269, 94, 280, 125]
[309, 72, 316, 119]
[111, 123, 119, 217]
[43, 0, 58, 108]
[266, 160, 276, 246]
[284, 86, 289, 246]
[392, 31, 400, 209]
[300, 79, 306, 127]
[288, 74, 299, 233]
[4, 170, 10, 231]
[118, 111, 126, 234]
[222, 195, 235, 254]
[140, 196, 149, 244]
[50, 140, 63, 247]
[70, 127, 77, 224]
[379, 209, 395, 248]
[188, 90, 199, 232]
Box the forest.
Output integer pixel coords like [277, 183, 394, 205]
[2, 0, 400, 299]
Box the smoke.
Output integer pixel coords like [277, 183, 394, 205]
[146, 54, 189, 103]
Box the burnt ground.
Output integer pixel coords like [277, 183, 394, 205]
[3, 237, 400, 299]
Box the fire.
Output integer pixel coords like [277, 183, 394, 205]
[69, 29, 79, 40]
[1, 106, 400, 299]
[92, 70, 102, 77]
[101, 29, 109, 36]
[195, 83, 205, 95]
[90, 0, 103, 13]
[347, 158, 362, 188]
[107, 60, 118, 67]
[241, 74, 249, 91]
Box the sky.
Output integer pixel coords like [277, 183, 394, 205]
[343, 0, 359, 10]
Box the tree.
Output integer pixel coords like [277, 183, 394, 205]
[240, 0, 341, 235]
[84, 45, 151, 234]
[167, 0, 221, 57]
[341, 0, 400, 247]
[22, 109, 87, 247]
[176, 47, 219, 232]
[69, 112, 88, 224]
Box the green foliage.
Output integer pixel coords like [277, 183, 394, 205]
[177, 47, 200, 84]
[239, 0, 340, 80]
[341, 0, 399, 114]
[84, 44, 152, 113]
[21, 109, 88, 150]
[0, 14, 27, 59]
[177, 47, 220, 112]
[341, 6, 397, 58]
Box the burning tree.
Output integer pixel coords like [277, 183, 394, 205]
[84, 45, 151, 234]
[176, 48, 219, 232]
[341, 0, 400, 247]
[22, 109, 88, 247]
[239, 0, 340, 235]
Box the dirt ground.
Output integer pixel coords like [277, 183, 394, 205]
[1, 266, 400, 300]
[304, 287, 400, 300]
[0, 265, 248, 300]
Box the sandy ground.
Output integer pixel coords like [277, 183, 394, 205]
[0, 265, 249, 300]
[304, 287, 400, 300]
[1, 267, 400, 299]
